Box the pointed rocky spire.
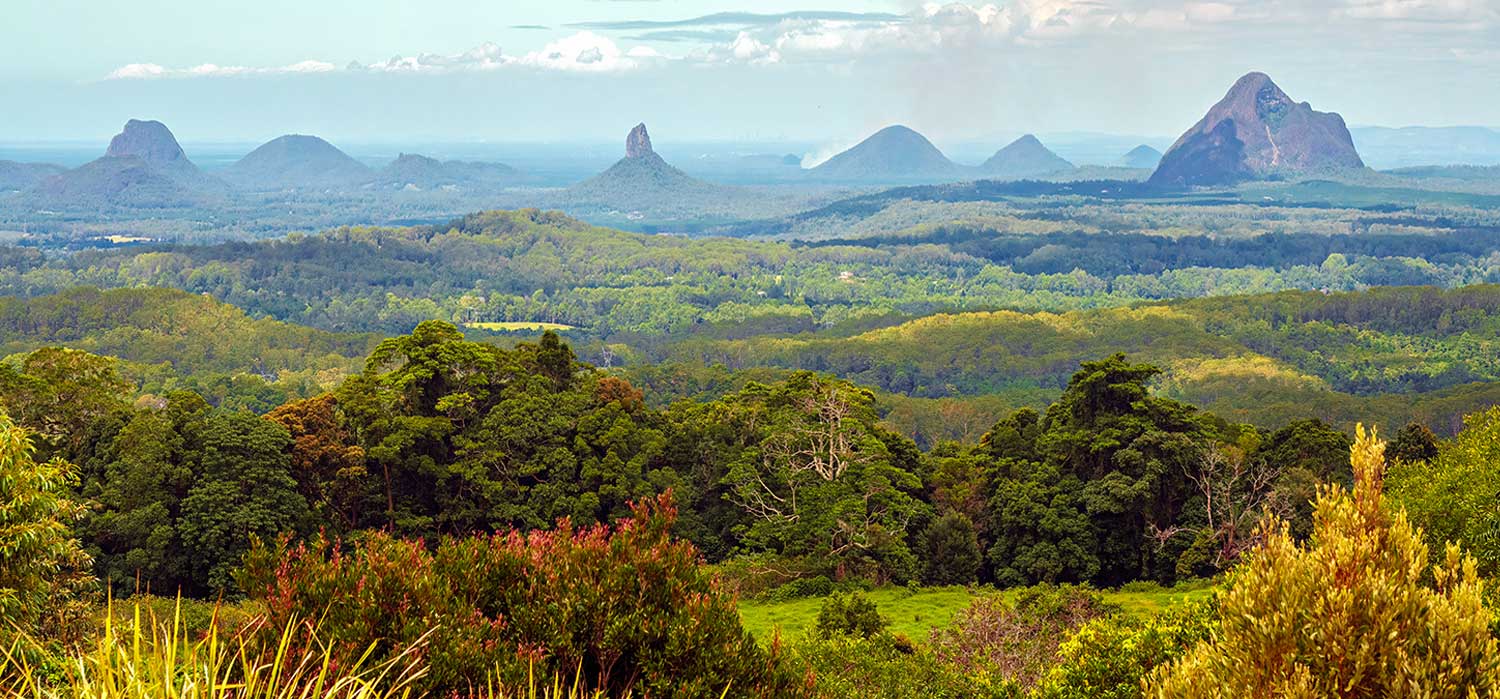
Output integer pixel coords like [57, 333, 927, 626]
[626, 123, 654, 159]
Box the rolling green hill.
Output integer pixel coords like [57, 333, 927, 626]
[659, 285, 1500, 439]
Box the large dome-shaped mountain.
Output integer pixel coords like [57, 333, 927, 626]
[980, 135, 1074, 178]
[1150, 72, 1365, 187]
[226, 135, 372, 190]
[810, 125, 961, 182]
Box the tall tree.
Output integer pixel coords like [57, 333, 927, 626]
[179, 412, 309, 592]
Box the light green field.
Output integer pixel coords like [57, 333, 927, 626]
[464, 321, 576, 331]
[737, 585, 1214, 644]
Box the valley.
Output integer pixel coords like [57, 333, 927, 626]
[6, 49, 1500, 699]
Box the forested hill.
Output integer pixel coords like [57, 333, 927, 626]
[659, 285, 1500, 437]
[0, 287, 375, 410]
[6, 208, 1500, 342]
[5, 282, 1499, 442]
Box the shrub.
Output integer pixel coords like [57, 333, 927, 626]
[768, 575, 836, 602]
[1148, 426, 1500, 696]
[930, 584, 1117, 690]
[1035, 598, 1217, 699]
[796, 633, 1020, 699]
[814, 592, 888, 640]
[240, 493, 808, 698]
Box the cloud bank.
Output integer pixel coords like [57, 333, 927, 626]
[103, 1, 1500, 81]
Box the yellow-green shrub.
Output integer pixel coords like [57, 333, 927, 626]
[1147, 426, 1500, 697]
[1034, 598, 1215, 699]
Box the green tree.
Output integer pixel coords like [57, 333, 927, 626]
[179, 411, 309, 592]
[1148, 427, 1500, 697]
[1387, 420, 1439, 466]
[79, 394, 204, 594]
[922, 510, 983, 585]
[721, 372, 927, 582]
[982, 356, 1213, 586]
[1388, 407, 1500, 578]
[0, 347, 131, 458]
[0, 411, 96, 642]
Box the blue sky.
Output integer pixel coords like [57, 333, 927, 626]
[3, 1, 1499, 146]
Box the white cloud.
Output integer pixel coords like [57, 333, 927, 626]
[514, 31, 650, 72]
[106, 60, 336, 80]
[1339, 0, 1495, 22]
[105, 33, 657, 80]
[359, 42, 506, 73]
[98, 2, 1500, 82]
[106, 64, 167, 80]
[689, 0, 1498, 66]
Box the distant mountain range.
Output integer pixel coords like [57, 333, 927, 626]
[4, 120, 527, 209]
[1150, 72, 1365, 187]
[5, 97, 1499, 219]
[24, 119, 227, 208]
[0, 161, 65, 192]
[378, 154, 521, 190]
[1352, 126, 1500, 169]
[807, 126, 1084, 183]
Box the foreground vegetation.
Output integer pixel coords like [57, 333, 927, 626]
[7, 406, 1499, 697]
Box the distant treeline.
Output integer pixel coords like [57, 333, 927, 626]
[798, 226, 1500, 277]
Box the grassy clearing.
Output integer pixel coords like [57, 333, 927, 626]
[737, 584, 1214, 644]
[465, 321, 576, 332]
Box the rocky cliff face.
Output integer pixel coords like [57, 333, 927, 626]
[626, 123, 654, 159]
[1150, 72, 1364, 187]
[105, 119, 195, 171]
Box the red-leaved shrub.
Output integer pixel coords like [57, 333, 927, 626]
[238, 493, 810, 698]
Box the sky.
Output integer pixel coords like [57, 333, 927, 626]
[3, 0, 1499, 148]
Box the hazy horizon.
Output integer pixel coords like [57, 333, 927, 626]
[4, 1, 1499, 150]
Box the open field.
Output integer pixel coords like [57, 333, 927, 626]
[466, 321, 577, 331]
[737, 584, 1215, 643]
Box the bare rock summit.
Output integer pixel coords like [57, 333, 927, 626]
[1150, 72, 1364, 187]
[626, 123, 654, 158]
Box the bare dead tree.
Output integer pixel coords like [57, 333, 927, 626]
[728, 382, 870, 526]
